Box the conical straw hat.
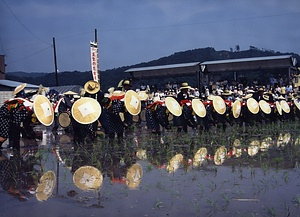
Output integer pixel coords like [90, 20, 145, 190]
[193, 147, 207, 167]
[232, 100, 241, 118]
[259, 100, 271, 114]
[213, 96, 226, 115]
[280, 100, 290, 113]
[124, 90, 141, 115]
[73, 166, 103, 191]
[58, 112, 71, 128]
[214, 146, 227, 165]
[13, 83, 27, 95]
[137, 91, 148, 101]
[71, 97, 101, 124]
[126, 163, 143, 189]
[192, 99, 206, 118]
[166, 153, 183, 173]
[36, 171, 56, 201]
[246, 98, 259, 114]
[33, 95, 54, 126]
[165, 97, 182, 117]
[275, 101, 282, 115]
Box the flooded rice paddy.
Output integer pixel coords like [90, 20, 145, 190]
[1, 121, 300, 217]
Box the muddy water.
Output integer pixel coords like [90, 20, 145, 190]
[1, 123, 300, 217]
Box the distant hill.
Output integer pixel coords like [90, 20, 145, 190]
[6, 47, 300, 91]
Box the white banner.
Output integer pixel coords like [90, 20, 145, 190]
[90, 41, 99, 82]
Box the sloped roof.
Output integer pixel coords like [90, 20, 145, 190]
[0, 79, 40, 89]
[49, 85, 82, 94]
[125, 62, 200, 73]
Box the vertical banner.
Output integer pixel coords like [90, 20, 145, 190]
[90, 41, 99, 83]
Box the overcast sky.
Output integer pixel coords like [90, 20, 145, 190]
[1, 0, 300, 73]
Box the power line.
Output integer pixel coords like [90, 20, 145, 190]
[98, 12, 300, 32]
[2, 0, 51, 46]
[6, 45, 52, 65]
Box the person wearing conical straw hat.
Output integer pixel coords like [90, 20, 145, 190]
[0, 83, 38, 155]
[173, 82, 195, 133]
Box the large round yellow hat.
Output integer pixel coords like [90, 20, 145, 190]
[166, 153, 183, 173]
[58, 112, 71, 128]
[36, 171, 56, 201]
[33, 95, 54, 126]
[13, 83, 27, 95]
[259, 100, 271, 114]
[126, 163, 143, 189]
[192, 99, 206, 118]
[246, 98, 259, 114]
[214, 146, 227, 165]
[137, 91, 148, 101]
[193, 147, 207, 167]
[213, 96, 226, 115]
[124, 90, 141, 115]
[280, 100, 290, 113]
[73, 166, 103, 191]
[275, 101, 282, 115]
[84, 80, 100, 94]
[232, 100, 241, 118]
[165, 96, 182, 117]
[71, 97, 101, 124]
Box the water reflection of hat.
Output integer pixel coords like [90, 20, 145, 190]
[126, 163, 143, 189]
[73, 166, 103, 191]
[248, 140, 260, 156]
[166, 154, 183, 173]
[36, 171, 56, 201]
[193, 147, 208, 167]
[214, 146, 227, 165]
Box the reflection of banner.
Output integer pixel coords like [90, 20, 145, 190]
[90, 41, 99, 82]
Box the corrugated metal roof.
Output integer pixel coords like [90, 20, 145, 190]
[0, 79, 40, 88]
[125, 62, 200, 73]
[200, 55, 292, 65]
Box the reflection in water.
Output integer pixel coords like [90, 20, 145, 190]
[36, 171, 56, 201]
[1, 121, 300, 216]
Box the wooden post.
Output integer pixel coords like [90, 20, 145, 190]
[53, 37, 58, 86]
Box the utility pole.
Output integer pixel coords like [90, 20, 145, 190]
[53, 37, 58, 86]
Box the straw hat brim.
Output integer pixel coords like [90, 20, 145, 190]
[137, 91, 148, 101]
[126, 163, 143, 189]
[213, 96, 226, 115]
[124, 90, 141, 115]
[71, 97, 101, 124]
[73, 166, 103, 191]
[58, 112, 71, 128]
[13, 83, 27, 95]
[259, 100, 271, 114]
[246, 98, 259, 114]
[294, 99, 300, 111]
[36, 171, 56, 201]
[33, 95, 54, 126]
[232, 100, 241, 118]
[280, 100, 290, 113]
[275, 101, 282, 115]
[63, 91, 78, 95]
[165, 96, 182, 117]
[192, 99, 206, 118]
[84, 80, 100, 94]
